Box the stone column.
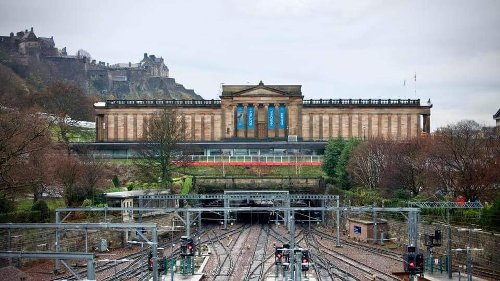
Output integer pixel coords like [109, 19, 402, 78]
[133, 114, 138, 141]
[113, 114, 119, 141]
[309, 114, 314, 140]
[221, 105, 226, 140]
[264, 104, 269, 139]
[191, 114, 196, 140]
[396, 114, 402, 140]
[201, 115, 206, 141]
[423, 114, 431, 134]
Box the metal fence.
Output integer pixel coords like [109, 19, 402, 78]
[186, 155, 323, 163]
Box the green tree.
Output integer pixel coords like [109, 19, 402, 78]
[335, 138, 361, 189]
[322, 138, 346, 178]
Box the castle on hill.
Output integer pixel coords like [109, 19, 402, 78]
[0, 28, 199, 100]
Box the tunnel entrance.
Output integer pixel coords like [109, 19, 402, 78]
[199, 198, 322, 224]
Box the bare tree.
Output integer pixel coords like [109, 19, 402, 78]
[428, 120, 500, 201]
[348, 139, 389, 190]
[0, 107, 52, 199]
[53, 153, 85, 207]
[37, 82, 93, 150]
[135, 108, 185, 187]
[79, 153, 110, 203]
[381, 139, 431, 196]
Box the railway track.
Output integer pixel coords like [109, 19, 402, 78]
[208, 224, 251, 280]
[243, 224, 271, 281]
[303, 228, 358, 281]
[314, 227, 403, 262]
[309, 228, 400, 281]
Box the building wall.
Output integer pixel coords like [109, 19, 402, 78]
[96, 107, 222, 142]
[300, 107, 430, 141]
[96, 105, 430, 142]
[94, 84, 431, 142]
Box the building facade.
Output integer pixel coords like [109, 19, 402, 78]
[94, 82, 432, 142]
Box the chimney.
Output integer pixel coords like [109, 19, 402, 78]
[144, 53, 148, 59]
[129, 62, 131, 67]
[30, 27, 33, 33]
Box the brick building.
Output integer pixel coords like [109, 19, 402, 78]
[94, 81, 432, 142]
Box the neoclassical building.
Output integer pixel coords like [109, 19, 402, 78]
[94, 82, 432, 142]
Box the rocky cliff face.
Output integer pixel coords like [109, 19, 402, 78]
[0, 28, 202, 100]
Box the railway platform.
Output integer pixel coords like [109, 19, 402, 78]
[423, 271, 488, 281]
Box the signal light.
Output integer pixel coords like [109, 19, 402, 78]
[301, 250, 310, 271]
[181, 236, 195, 256]
[186, 242, 194, 256]
[415, 253, 424, 274]
[148, 252, 153, 271]
[275, 247, 283, 265]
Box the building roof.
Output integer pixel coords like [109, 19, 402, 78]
[348, 218, 388, 224]
[494, 108, 500, 119]
[105, 189, 171, 199]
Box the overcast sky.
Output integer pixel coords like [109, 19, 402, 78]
[1, 0, 499, 130]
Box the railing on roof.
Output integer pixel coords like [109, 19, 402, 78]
[303, 99, 421, 106]
[106, 99, 221, 107]
[408, 201, 483, 209]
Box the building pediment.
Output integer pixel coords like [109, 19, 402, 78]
[221, 82, 302, 98]
[236, 87, 289, 97]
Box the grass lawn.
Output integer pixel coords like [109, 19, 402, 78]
[17, 198, 66, 212]
[179, 165, 325, 177]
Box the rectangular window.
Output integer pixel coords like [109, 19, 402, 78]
[354, 226, 362, 235]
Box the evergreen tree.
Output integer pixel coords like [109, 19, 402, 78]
[335, 138, 361, 189]
[322, 138, 346, 178]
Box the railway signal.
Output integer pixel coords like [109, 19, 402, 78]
[282, 244, 290, 263]
[415, 253, 424, 274]
[275, 247, 283, 265]
[148, 252, 153, 271]
[180, 236, 195, 256]
[301, 250, 310, 271]
[407, 253, 416, 274]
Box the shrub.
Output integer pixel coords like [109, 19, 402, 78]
[0, 197, 15, 214]
[31, 200, 50, 222]
[112, 175, 120, 188]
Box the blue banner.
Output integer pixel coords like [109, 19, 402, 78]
[279, 105, 286, 129]
[268, 106, 275, 129]
[247, 106, 254, 129]
[236, 106, 244, 130]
